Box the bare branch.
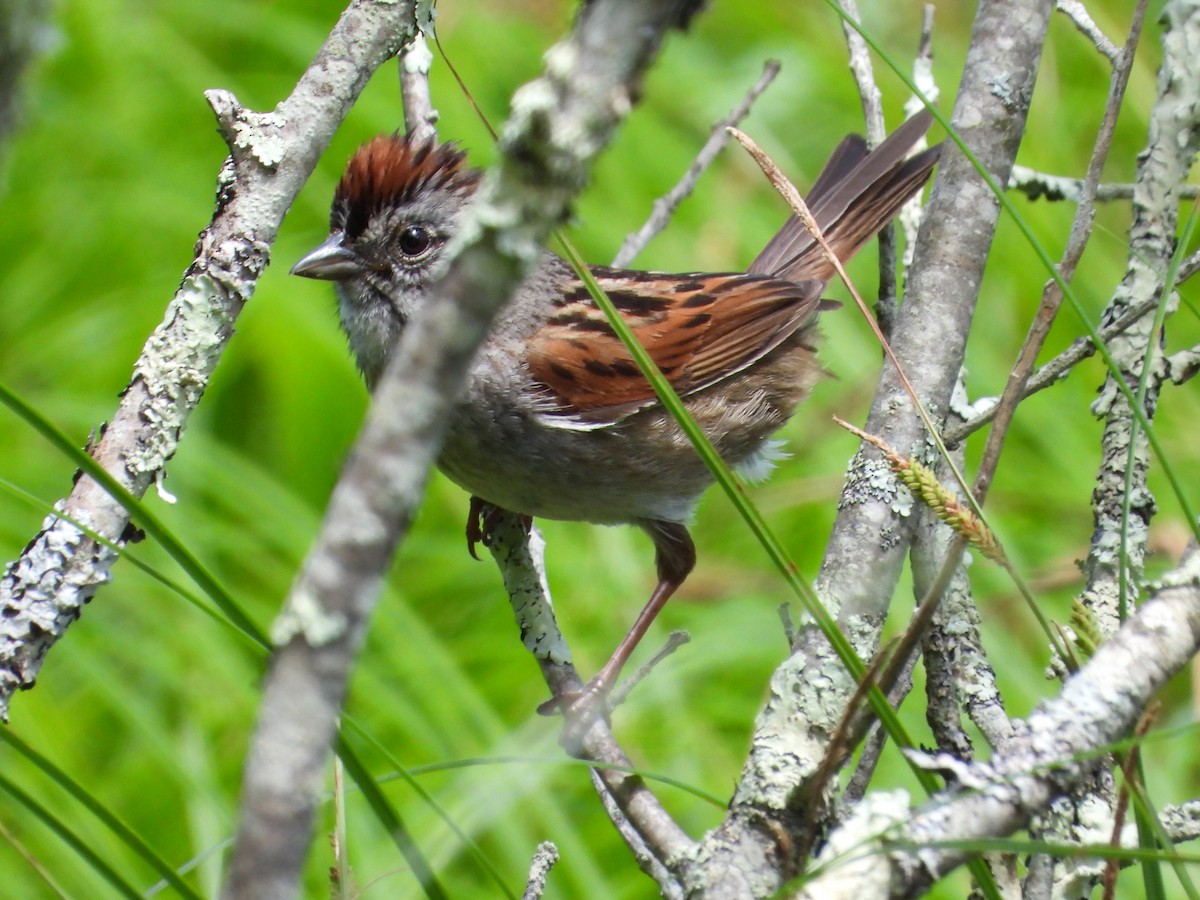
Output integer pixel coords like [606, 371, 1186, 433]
[608, 630, 690, 709]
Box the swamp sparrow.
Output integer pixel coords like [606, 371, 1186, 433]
[293, 110, 939, 711]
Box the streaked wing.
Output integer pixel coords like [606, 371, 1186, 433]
[527, 268, 825, 426]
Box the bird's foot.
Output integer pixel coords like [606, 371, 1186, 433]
[536, 676, 612, 726]
[466, 497, 531, 559]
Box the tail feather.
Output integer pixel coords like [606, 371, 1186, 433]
[804, 134, 869, 206]
[749, 109, 939, 282]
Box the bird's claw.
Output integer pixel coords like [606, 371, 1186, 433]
[466, 498, 532, 560]
[466, 496, 490, 560]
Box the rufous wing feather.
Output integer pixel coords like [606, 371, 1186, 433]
[528, 269, 826, 425]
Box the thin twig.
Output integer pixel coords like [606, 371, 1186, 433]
[399, 32, 438, 142]
[1102, 704, 1159, 900]
[611, 59, 780, 267]
[1008, 165, 1200, 202]
[589, 769, 685, 899]
[911, 5, 938, 106]
[521, 842, 560, 900]
[894, 5, 939, 287]
[608, 631, 690, 709]
[943, 295, 1159, 445]
[836, 0, 895, 316]
[331, 755, 351, 900]
[837, 0, 885, 146]
[1056, 0, 1121, 64]
[777, 603, 796, 648]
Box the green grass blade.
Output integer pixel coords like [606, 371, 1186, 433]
[0, 730, 203, 899]
[342, 716, 518, 900]
[0, 770, 146, 899]
[0, 475, 265, 652]
[333, 732, 449, 900]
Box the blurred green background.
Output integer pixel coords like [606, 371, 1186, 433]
[1, 0, 1197, 896]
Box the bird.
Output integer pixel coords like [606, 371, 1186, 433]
[292, 109, 940, 712]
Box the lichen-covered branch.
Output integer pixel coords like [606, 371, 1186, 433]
[0, 0, 419, 721]
[399, 30, 438, 144]
[482, 511, 693, 892]
[1056, 0, 1121, 63]
[1081, 0, 1199, 640]
[1008, 164, 1200, 202]
[797, 543, 1200, 898]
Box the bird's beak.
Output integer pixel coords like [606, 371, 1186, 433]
[290, 232, 364, 281]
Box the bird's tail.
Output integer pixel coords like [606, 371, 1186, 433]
[749, 108, 940, 283]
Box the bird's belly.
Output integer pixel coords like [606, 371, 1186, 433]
[436, 411, 707, 525]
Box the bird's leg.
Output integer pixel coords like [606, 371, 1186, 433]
[539, 520, 696, 716]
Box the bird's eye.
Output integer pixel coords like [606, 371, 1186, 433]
[397, 225, 433, 258]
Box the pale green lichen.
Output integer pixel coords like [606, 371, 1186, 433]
[232, 111, 287, 167]
[270, 587, 347, 647]
[126, 273, 233, 476]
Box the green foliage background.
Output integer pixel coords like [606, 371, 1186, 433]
[0, 0, 1197, 896]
